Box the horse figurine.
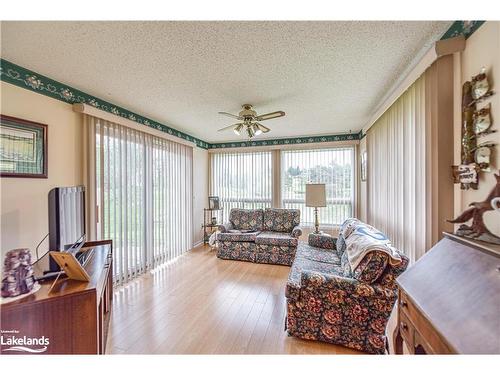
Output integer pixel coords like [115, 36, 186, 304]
[448, 170, 500, 244]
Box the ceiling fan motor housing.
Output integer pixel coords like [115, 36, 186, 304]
[239, 104, 257, 118]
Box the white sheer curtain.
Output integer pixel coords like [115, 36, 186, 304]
[366, 76, 428, 262]
[84, 115, 193, 284]
[209, 151, 272, 220]
[281, 148, 354, 226]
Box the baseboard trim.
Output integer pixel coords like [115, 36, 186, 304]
[192, 240, 204, 249]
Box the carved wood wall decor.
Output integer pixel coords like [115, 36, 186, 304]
[448, 170, 500, 245]
[453, 67, 496, 189]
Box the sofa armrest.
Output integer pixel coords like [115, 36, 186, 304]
[218, 222, 233, 233]
[291, 225, 303, 238]
[300, 270, 397, 300]
[308, 233, 336, 250]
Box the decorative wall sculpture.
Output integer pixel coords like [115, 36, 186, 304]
[448, 171, 500, 245]
[453, 67, 496, 189]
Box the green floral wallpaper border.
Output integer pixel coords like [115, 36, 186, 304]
[0, 21, 484, 150]
[440, 20, 484, 40]
[208, 132, 361, 149]
[0, 59, 210, 149]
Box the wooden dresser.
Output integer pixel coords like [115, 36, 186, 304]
[1, 240, 113, 354]
[394, 233, 500, 354]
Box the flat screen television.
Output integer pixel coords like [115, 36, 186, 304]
[48, 186, 86, 272]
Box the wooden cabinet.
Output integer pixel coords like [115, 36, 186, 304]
[394, 233, 500, 354]
[1, 240, 113, 354]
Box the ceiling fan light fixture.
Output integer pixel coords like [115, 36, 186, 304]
[252, 123, 262, 136]
[218, 104, 285, 139]
[246, 125, 255, 139]
[233, 124, 243, 135]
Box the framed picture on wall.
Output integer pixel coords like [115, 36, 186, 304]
[208, 196, 220, 209]
[0, 115, 48, 178]
[360, 150, 367, 182]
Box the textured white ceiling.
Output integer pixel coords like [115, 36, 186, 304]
[1, 21, 451, 142]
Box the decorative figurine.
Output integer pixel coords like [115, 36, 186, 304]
[474, 142, 496, 172]
[1, 248, 38, 298]
[471, 67, 490, 100]
[473, 103, 494, 136]
[448, 170, 500, 245]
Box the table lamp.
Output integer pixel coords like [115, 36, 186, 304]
[306, 183, 326, 234]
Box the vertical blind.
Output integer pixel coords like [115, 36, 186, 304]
[210, 151, 272, 220]
[281, 148, 354, 225]
[209, 147, 355, 226]
[88, 116, 193, 284]
[367, 76, 427, 262]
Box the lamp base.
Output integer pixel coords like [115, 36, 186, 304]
[313, 207, 321, 234]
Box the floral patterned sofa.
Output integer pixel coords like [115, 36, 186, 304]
[285, 219, 409, 354]
[217, 208, 302, 266]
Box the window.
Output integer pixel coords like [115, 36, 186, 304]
[281, 148, 354, 226]
[210, 151, 272, 220]
[209, 147, 355, 227]
[94, 118, 193, 284]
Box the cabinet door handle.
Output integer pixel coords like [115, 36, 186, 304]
[400, 322, 408, 331]
[400, 300, 408, 308]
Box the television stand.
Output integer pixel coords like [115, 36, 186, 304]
[1, 240, 113, 354]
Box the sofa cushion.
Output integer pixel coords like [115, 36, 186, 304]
[263, 208, 300, 233]
[255, 244, 296, 266]
[352, 251, 389, 284]
[255, 231, 298, 247]
[308, 233, 336, 250]
[286, 243, 343, 300]
[217, 241, 256, 262]
[218, 230, 260, 242]
[229, 208, 264, 231]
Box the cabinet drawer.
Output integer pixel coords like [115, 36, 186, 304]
[399, 290, 419, 322]
[399, 310, 414, 351]
[399, 289, 455, 354]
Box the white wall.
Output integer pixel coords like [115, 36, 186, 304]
[456, 22, 500, 236]
[1, 82, 83, 256]
[192, 146, 208, 246]
[1, 81, 209, 257]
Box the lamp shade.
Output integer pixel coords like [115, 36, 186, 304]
[305, 183, 326, 207]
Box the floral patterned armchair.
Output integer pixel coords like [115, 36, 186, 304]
[285, 224, 409, 354]
[217, 208, 302, 266]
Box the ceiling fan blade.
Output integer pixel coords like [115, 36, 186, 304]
[218, 111, 243, 120]
[255, 123, 271, 133]
[217, 123, 242, 132]
[255, 111, 285, 121]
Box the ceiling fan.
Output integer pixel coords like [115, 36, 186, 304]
[217, 104, 285, 139]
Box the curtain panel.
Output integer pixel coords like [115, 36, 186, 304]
[367, 76, 427, 262]
[366, 56, 454, 263]
[84, 115, 193, 284]
[209, 147, 355, 226]
[209, 151, 273, 220]
[281, 148, 354, 225]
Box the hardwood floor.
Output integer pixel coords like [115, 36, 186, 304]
[106, 244, 396, 354]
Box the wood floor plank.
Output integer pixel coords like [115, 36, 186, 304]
[107, 245, 395, 354]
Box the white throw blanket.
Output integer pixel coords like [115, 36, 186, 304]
[344, 223, 402, 270]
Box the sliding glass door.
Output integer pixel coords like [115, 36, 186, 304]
[94, 118, 193, 284]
